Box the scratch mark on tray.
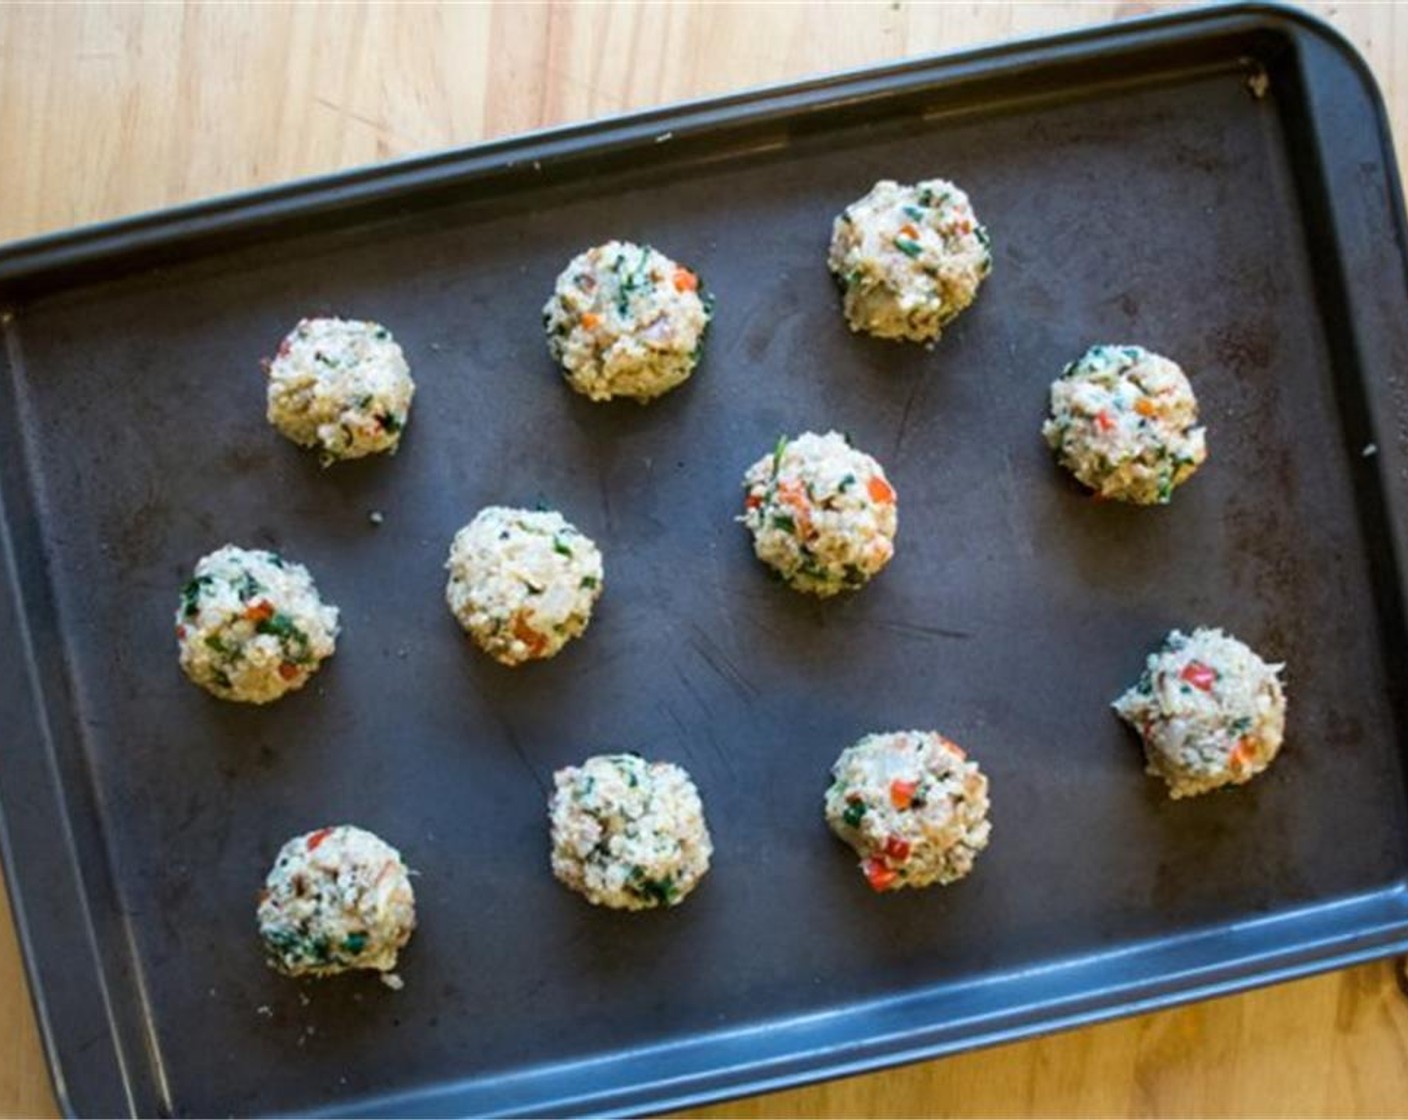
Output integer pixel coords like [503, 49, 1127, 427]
[597, 469, 615, 535]
[709, 558, 737, 640]
[660, 698, 692, 742]
[687, 623, 759, 700]
[867, 617, 971, 642]
[668, 674, 738, 781]
[893, 373, 926, 458]
[700, 720, 737, 781]
[495, 712, 548, 798]
[170, 791, 208, 840]
[674, 663, 711, 715]
[736, 611, 787, 641]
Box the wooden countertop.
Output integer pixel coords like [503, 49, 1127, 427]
[2, 3, 1407, 1115]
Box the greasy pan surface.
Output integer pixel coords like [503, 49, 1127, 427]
[1, 6, 1407, 1116]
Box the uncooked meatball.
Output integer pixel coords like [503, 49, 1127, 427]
[1113, 627, 1286, 798]
[825, 730, 991, 892]
[265, 316, 415, 464]
[827, 178, 992, 344]
[549, 753, 712, 910]
[257, 825, 417, 986]
[445, 507, 604, 666]
[1043, 344, 1207, 504]
[542, 240, 713, 402]
[176, 545, 339, 704]
[740, 430, 897, 596]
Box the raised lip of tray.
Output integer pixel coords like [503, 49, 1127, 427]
[1, 3, 1407, 1116]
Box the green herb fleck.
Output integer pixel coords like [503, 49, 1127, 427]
[263, 927, 300, 957]
[378, 412, 402, 434]
[634, 875, 677, 906]
[580, 575, 599, 590]
[180, 575, 212, 618]
[553, 535, 573, 558]
[895, 236, 923, 259]
[902, 204, 926, 221]
[342, 931, 368, 955]
[771, 434, 789, 476]
[256, 613, 298, 639]
[614, 246, 655, 316]
[843, 799, 866, 828]
[772, 512, 796, 533]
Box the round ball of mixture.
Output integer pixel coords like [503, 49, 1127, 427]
[1113, 627, 1287, 799]
[445, 507, 604, 666]
[257, 825, 416, 984]
[827, 178, 992, 344]
[825, 731, 991, 892]
[740, 430, 898, 596]
[176, 545, 339, 704]
[542, 240, 713, 403]
[549, 753, 713, 910]
[265, 316, 415, 464]
[1042, 344, 1207, 504]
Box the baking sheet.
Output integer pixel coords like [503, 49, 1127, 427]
[1, 5, 1407, 1116]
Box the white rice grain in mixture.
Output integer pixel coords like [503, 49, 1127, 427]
[825, 731, 991, 892]
[740, 430, 898, 596]
[176, 545, 339, 704]
[445, 507, 604, 666]
[257, 825, 416, 983]
[549, 753, 713, 910]
[1113, 627, 1287, 799]
[1043, 344, 1207, 505]
[265, 317, 415, 464]
[542, 240, 713, 402]
[827, 179, 992, 344]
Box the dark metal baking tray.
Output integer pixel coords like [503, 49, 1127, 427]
[2, 3, 1407, 1115]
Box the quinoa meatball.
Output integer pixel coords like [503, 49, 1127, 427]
[542, 240, 713, 402]
[257, 825, 416, 985]
[1043, 344, 1207, 504]
[549, 753, 713, 910]
[1113, 627, 1287, 799]
[825, 730, 991, 892]
[176, 545, 339, 704]
[741, 431, 897, 596]
[265, 316, 415, 464]
[827, 178, 992, 344]
[445, 507, 604, 666]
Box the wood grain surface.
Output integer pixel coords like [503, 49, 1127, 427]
[3, 2, 1407, 1117]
